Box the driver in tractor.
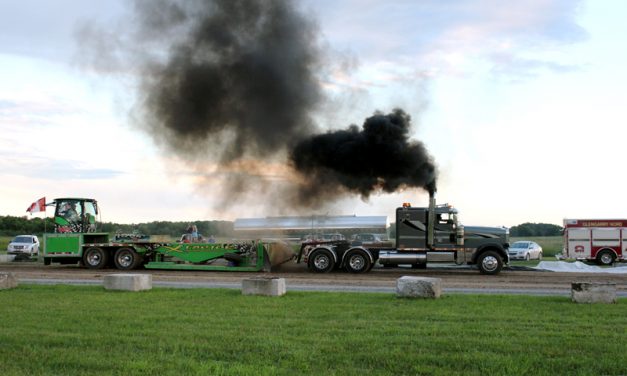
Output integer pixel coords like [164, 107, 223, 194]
[61, 202, 79, 222]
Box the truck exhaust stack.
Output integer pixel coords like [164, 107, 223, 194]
[427, 191, 436, 248]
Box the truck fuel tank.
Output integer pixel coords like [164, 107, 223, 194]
[379, 251, 426, 265]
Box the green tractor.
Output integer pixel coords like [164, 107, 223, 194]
[43, 198, 293, 271]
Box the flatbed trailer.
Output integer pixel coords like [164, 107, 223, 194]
[42, 198, 277, 271]
[45, 231, 271, 271]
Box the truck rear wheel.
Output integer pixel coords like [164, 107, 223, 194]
[308, 249, 335, 273]
[596, 250, 615, 266]
[83, 247, 108, 269]
[477, 250, 503, 275]
[114, 248, 141, 270]
[344, 250, 371, 273]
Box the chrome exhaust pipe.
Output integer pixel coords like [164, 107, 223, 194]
[427, 191, 436, 248]
[379, 251, 426, 265]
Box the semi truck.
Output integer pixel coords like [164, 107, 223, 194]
[42, 197, 293, 271]
[561, 218, 626, 265]
[297, 194, 510, 275]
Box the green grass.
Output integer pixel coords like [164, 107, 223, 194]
[0, 235, 11, 254]
[0, 286, 625, 375]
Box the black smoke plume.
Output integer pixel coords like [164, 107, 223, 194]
[79, 0, 437, 211]
[291, 109, 436, 205]
[134, 0, 321, 161]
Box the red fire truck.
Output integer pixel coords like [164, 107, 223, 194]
[562, 219, 627, 265]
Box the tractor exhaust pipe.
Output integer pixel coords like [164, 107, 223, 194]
[427, 191, 436, 248]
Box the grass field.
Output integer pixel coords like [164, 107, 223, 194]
[0, 285, 625, 375]
[0, 235, 11, 254]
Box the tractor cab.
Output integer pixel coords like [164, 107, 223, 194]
[53, 198, 98, 233]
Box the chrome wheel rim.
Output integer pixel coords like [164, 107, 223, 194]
[349, 255, 365, 270]
[87, 252, 101, 266]
[314, 255, 329, 270]
[482, 255, 498, 272]
[600, 253, 613, 264]
[117, 252, 133, 268]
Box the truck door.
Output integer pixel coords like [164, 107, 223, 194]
[434, 213, 456, 247]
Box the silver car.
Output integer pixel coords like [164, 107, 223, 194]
[508, 241, 542, 261]
[7, 235, 40, 256]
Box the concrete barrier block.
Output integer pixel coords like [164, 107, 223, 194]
[242, 277, 286, 296]
[571, 282, 616, 304]
[396, 276, 442, 299]
[104, 274, 152, 292]
[0, 272, 18, 290]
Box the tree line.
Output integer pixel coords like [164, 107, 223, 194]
[0, 215, 562, 238]
[0, 215, 234, 238]
[509, 222, 562, 237]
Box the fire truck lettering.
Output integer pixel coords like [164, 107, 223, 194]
[580, 221, 623, 227]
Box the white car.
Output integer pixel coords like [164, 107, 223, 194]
[7, 235, 40, 256]
[508, 241, 543, 261]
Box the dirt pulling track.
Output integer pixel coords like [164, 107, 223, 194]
[2, 261, 626, 295]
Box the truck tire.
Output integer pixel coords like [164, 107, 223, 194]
[308, 249, 335, 273]
[114, 248, 141, 270]
[596, 250, 615, 266]
[477, 250, 503, 275]
[83, 247, 108, 269]
[344, 250, 371, 273]
[44, 257, 51, 266]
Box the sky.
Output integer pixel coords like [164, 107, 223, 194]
[1, 0, 626, 227]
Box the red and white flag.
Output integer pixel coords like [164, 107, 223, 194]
[26, 197, 46, 213]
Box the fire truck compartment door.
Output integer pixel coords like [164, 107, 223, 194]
[568, 228, 590, 257]
[591, 228, 620, 247]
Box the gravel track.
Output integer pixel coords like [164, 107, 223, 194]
[2, 261, 626, 295]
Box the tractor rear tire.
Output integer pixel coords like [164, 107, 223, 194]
[113, 248, 141, 270]
[83, 247, 108, 269]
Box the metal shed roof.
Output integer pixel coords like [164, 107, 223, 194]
[234, 215, 388, 231]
